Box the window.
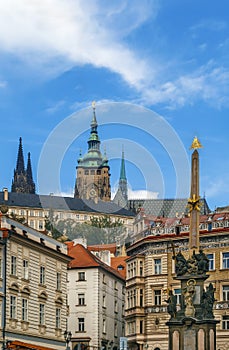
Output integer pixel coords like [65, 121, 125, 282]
[78, 317, 85, 332]
[11, 256, 17, 275]
[78, 294, 85, 305]
[114, 322, 117, 337]
[10, 296, 16, 319]
[222, 252, 229, 269]
[30, 210, 34, 216]
[114, 300, 118, 313]
[174, 289, 181, 305]
[207, 254, 214, 270]
[139, 261, 143, 276]
[140, 320, 143, 333]
[40, 266, 45, 285]
[29, 220, 35, 228]
[103, 295, 106, 308]
[56, 308, 61, 329]
[102, 274, 106, 284]
[222, 315, 229, 330]
[103, 318, 106, 333]
[154, 290, 161, 305]
[139, 289, 144, 307]
[78, 272, 85, 281]
[56, 272, 61, 290]
[117, 264, 124, 271]
[127, 321, 135, 335]
[84, 170, 89, 175]
[154, 258, 162, 274]
[38, 221, 43, 230]
[39, 304, 45, 325]
[22, 298, 28, 321]
[222, 286, 229, 301]
[23, 259, 29, 280]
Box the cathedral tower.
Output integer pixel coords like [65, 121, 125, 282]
[74, 103, 111, 201]
[11, 137, 36, 194]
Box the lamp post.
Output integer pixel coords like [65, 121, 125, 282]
[64, 330, 72, 350]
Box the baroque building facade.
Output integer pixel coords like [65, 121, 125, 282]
[0, 214, 71, 350]
[125, 213, 229, 350]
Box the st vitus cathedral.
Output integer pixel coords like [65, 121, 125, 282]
[74, 102, 111, 202]
[10, 105, 128, 205]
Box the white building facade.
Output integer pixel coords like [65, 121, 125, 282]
[67, 242, 126, 350]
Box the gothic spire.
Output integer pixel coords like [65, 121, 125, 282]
[87, 101, 100, 152]
[16, 137, 25, 174]
[119, 150, 127, 181]
[26, 152, 36, 194]
[113, 149, 128, 208]
[11, 138, 36, 194]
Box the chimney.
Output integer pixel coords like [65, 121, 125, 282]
[3, 188, 8, 201]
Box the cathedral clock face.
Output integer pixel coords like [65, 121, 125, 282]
[89, 188, 97, 198]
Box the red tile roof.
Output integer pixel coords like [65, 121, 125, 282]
[111, 256, 127, 278]
[66, 242, 125, 281]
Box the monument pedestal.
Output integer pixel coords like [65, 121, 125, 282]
[166, 272, 219, 350]
[167, 317, 218, 350]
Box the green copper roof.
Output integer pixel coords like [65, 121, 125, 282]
[77, 105, 109, 169]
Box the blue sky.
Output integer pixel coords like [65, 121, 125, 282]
[0, 0, 229, 211]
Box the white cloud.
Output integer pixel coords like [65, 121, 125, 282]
[111, 185, 159, 200]
[128, 189, 159, 200]
[142, 61, 229, 108]
[0, 1, 228, 109]
[0, 0, 157, 88]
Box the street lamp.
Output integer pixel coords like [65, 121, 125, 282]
[64, 330, 72, 349]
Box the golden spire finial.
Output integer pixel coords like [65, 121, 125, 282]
[190, 136, 203, 150]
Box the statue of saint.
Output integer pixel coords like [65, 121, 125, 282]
[201, 283, 216, 319]
[165, 290, 177, 318]
[173, 250, 187, 276]
[193, 249, 209, 274]
[183, 279, 196, 317]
